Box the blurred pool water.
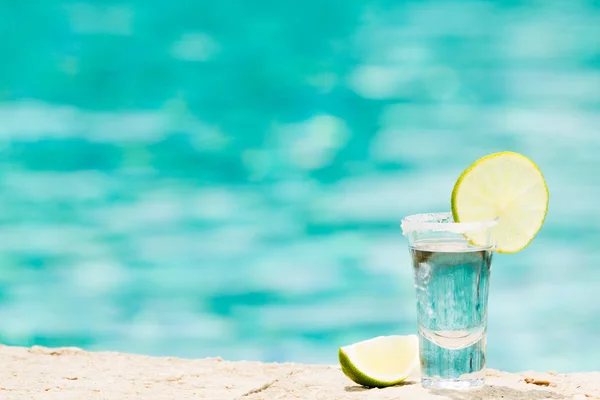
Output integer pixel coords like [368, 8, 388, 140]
[0, 0, 599, 373]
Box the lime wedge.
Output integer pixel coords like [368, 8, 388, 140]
[451, 151, 549, 254]
[338, 335, 419, 388]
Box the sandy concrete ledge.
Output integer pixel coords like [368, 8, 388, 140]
[0, 345, 598, 399]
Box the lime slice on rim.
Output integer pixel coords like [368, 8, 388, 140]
[451, 151, 549, 254]
[338, 335, 419, 388]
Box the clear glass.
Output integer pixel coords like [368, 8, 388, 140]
[401, 212, 497, 390]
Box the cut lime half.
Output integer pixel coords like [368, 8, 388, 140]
[338, 335, 419, 388]
[451, 151, 549, 254]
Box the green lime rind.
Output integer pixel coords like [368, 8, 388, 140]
[451, 151, 549, 254]
[338, 347, 408, 388]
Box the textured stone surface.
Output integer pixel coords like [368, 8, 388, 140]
[0, 345, 598, 399]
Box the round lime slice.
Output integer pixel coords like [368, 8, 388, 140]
[451, 151, 549, 254]
[338, 335, 419, 388]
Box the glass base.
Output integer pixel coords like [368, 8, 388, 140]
[422, 377, 484, 389]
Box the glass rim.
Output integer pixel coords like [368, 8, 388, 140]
[401, 212, 498, 235]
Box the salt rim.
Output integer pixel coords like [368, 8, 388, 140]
[401, 212, 498, 235]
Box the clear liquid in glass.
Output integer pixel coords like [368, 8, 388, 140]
[410, 242, 493, 389]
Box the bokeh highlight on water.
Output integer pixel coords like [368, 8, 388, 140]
[0, 0, 599, 373]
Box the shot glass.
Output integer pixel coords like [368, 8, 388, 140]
[401, 212, 497, 389]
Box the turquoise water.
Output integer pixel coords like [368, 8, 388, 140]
[0, 0, 600, 373]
